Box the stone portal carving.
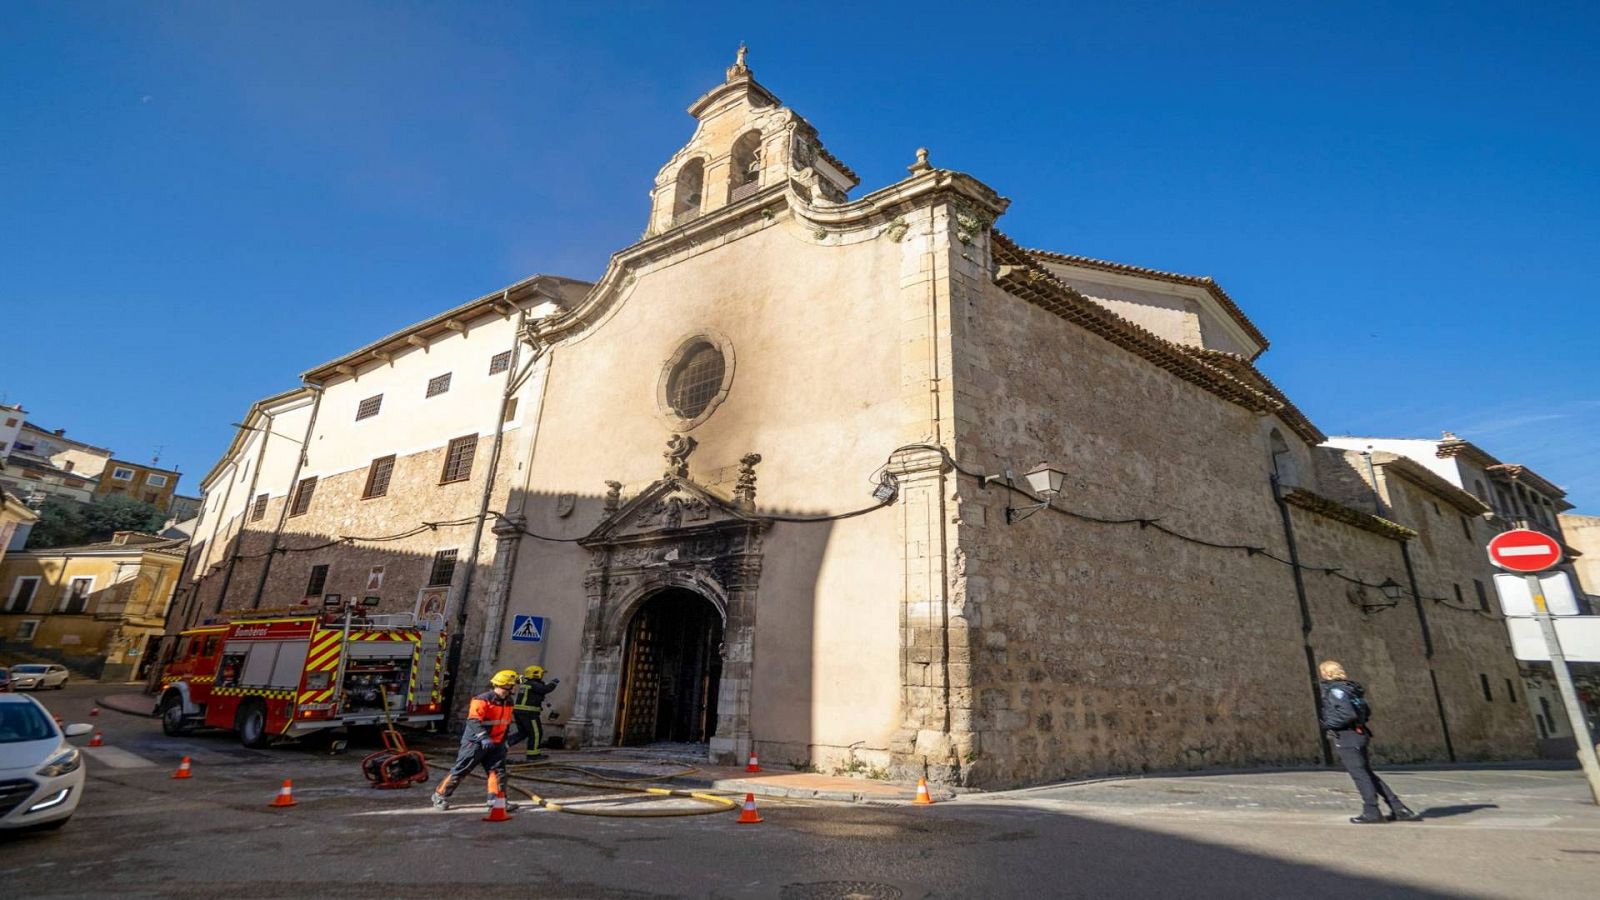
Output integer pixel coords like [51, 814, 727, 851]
[565, 470, 768, 765]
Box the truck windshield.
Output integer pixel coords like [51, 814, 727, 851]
[0, 702, 56, 743]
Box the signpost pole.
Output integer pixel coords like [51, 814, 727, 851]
[1525, 573, 1600, 805]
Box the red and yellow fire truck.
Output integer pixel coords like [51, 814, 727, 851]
[156, 608, 447, 747]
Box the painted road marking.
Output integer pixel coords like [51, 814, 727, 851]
[83, 746, 157, 769]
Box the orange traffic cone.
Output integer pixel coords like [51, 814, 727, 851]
[172, 757, 193, 779]
[88, 731, 104, 747]
[90, 707, 100, 717]
[913, 777, 934, 805]
[269, 779, 297, 807]
[482, 771, 512, 822]
[736, 792, 763, 824]
[746, 750, 761, 773]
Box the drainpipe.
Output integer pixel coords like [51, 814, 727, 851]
[213, 420, 272, 615]
[443, 305, 540, 720]
[1271, 472, 1333, 766]
[250, 387, 324, 609]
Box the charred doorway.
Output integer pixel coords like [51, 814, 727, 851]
[616, 589, 723, 746]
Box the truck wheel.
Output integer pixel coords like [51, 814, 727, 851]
[238, 701, 270, 748]
[160, 693, 194, 737]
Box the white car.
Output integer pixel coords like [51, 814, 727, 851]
[10, 664, 70, 690]
[0, 694, 91, 831]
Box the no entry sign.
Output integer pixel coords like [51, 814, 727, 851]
[1487, 529, 1563, 573]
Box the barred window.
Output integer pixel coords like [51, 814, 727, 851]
[304, 565, 329, 598]
[363, 455, 395, 499]
[427, 549, 458, 587]
[356, 395, 383, 421]
[667, 343, 725, 419]
[489, 351, 511, 374]
[250, 493, 269, 522]
[426, 373, 452, 398]
[440, 435, 477, 484]
[289, 477, 317, 516]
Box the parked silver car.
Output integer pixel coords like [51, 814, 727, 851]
[9, 665, 70, 690]
[0, 693, 92, 830]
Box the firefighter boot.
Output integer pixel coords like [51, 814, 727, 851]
[431, 792, 450, 811]
[488, 795, 520, 812]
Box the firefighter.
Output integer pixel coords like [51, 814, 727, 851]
[513, 665, 560, 761]
[431, 669, 518, 811]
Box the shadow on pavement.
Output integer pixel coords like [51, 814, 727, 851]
[1415, 803, 1499, 818]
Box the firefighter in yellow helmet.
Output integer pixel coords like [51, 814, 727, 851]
[431, 669, 518, 811]
[512, 664, 560, 761]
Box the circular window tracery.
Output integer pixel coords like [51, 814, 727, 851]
[658, 331, 735, 431]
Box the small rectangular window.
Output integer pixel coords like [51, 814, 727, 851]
[1480, 673, 1493, 702]
[1505, 678, 1516, 703]
[289, 477, 318, 516]
[112, 467, 135, 481]
[1452, 584, 1464, 606]
[1473, 579, 1489, 612]
[426, 373, 452, 397]
[440, 435, 478, 484]
[251, 493, 269, 522]
[427, 549, 458, 587]
[16, 620, 39, 641]
[356, 395, 383, 421]
[489, 351, 511, 374]
[363, 455, 396, 499]
[147, 474, 169, 487]
[304, 564, 329, 598]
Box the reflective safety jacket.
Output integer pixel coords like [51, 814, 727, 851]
[514, 678, 557, 712]
[464, 690, 516, 744]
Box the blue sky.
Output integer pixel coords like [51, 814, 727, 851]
[3, 3, 1596, 511]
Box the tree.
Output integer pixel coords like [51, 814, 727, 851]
[24, 495, 168, 549]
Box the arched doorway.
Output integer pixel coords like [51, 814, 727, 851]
[616, 589, 723, 746]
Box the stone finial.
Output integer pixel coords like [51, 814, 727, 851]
[726, 42, 750, 80]
[733, 452, 762, 509]
[1441, 430, 1458, 441]
[603, 480, 623, 514]
[907, 147, 932, 175]
[664, 434, 698, 479]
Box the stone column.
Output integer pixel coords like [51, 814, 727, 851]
[469, 514, 526, 690]
[566, 553, 616, 748]
[710, 531, 762, 765]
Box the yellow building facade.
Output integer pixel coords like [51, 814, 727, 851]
[1, 532, 185, 681]
[93, 459, 182, 512]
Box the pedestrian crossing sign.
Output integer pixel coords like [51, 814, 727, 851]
[510, 615, 545, 643]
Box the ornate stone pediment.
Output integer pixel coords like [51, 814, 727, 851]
[582, 477, 751, 545]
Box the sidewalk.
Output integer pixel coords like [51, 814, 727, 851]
[97, 689, 156, 717]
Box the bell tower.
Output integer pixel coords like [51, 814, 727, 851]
[646, 46, 859, 236]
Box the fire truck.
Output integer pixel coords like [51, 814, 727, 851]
[156, 605, 447, 747]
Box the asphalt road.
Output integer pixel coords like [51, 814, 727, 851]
[4, 685, 1598, 899]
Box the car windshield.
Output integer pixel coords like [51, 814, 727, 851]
[12, 665, 48, 674]
[0, 703, 56, 743]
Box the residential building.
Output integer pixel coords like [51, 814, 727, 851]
[1559, 514, 1600, 609]
[1, 491, 39, 561]
[0, 449, 97, 507]
[93, 458, 181, 511]
[0, 403, 24, 460]
[168, 51, 1549, 786]
[167, 493, 201, 522]
[2, 531, 186, 680]
[14, 422, 114, 479]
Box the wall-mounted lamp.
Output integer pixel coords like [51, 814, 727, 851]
[1378, 578, 1403, 602]
[871, 472, 899, 504]
[983, 462, 1068, 524]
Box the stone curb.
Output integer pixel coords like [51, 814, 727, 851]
[96, 692, 157, 718]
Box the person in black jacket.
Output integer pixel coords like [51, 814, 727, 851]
[1318, 660, 1422, 824]
[512, 665, 559, 761]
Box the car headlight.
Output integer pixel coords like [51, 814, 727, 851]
[37, 747, 82, 778]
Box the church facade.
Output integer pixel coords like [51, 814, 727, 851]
[169, 52, 1536, 787]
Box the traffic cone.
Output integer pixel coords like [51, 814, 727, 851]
[171, 757, 193, 779]
[746, 750, 761, 773]
[482, 772, 512, 822]
[90, 707, 100, 717]
[88, 731, 104, 747]
[269, 779, 297, 807]
[736, 792, 763, 824]
[913, 777, 934, 805]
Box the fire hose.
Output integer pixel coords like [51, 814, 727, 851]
[420, 752, 738, 817]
